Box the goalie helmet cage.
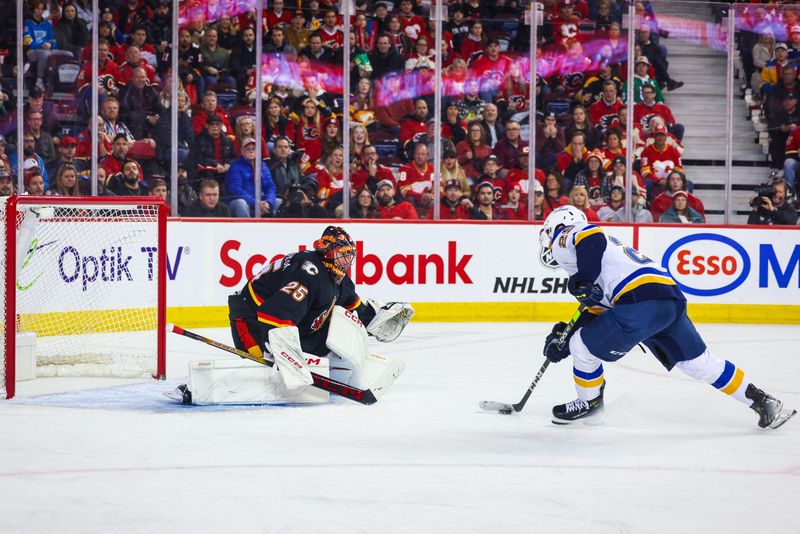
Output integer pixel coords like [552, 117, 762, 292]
[1, 196, 167, 399]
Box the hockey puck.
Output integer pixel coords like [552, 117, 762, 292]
[499, 408, 513, 414]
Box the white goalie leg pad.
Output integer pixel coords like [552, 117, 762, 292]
[327, 351, 405, 399]
[361, 352, 406, 400]
[325, 306, 405, 395]
[269, 326, 314, 389]
[326, 306, 369, 377]
[187, 358, 329, 405]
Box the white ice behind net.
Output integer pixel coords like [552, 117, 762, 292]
[10, 202, 160, 381]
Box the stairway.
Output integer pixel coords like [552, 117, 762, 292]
[650, 1, 769, 223]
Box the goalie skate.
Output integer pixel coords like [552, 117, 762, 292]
[746, 384, 797, 429]
[552, 383, 605, 425]
[164, 384, 192, 404]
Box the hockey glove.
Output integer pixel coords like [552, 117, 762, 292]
[366, 300, 415, 342]
[543, 321, 574, 363]
[567, 278, 604, 307]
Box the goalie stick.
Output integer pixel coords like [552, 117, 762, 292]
[479, 305, 586, 415]
[167, 324, 378, 405]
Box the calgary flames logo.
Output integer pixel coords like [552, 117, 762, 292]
[600, 113, 620, 130]
[560, 23, 578, 39]
[310, 299, 337, 331]
[652, 160, 675, 180]
[563, 72, 586, 91]
[640, 113, 658, 130]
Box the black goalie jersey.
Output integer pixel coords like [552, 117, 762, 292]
[229, 250, 374, 356]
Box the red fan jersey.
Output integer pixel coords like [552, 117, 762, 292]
[379, 201, 419, 220]
[633, 102, 678, 130]
[319, 27, 344, 49]
[399, 118, 428, 147]
[118, 59, 157, 86]
[266, 9, 293, 30]
[316, 167, 343, 206]
[549, 14, 583, 47]
[589, 98, 623, 129]
[639, 144, 683, 181]
[499, 202, 529, 221]
[429, 201, 472, 220]
[78, 58, 121, 90]
[400, 15, 428, 41]
[552, 55, 595, 95]
[651, 191, 705, 222]
[351, 166, 396, 191]
[470, 54, 513, 82]
[397, 162, 434, 201]
[785, 127, 800, 159]
[460, 36, 485, 64]
[192, 109, 234, 137]
[477, 175, 507, 203]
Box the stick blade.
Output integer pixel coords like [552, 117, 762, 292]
[479, 400, 515, 414]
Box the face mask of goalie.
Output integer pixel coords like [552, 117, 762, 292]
[330, 247, 355, 284]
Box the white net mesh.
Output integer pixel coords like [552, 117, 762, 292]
[3, 200, 162, 390]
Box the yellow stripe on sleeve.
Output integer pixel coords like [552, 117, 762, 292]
[248, 282, 264, 306]
[574, 227, 603, 246]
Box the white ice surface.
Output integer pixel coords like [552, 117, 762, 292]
[1, 322, 799, 534]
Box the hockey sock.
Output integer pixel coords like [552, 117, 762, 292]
[570, 330, 605, 401]
[710, 360, 750, 405]
[573, 364, 605, 401]
[676, 350, 751, 406]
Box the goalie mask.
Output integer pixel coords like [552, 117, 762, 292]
[539, 205, 587, 268]
[313, 225, 356, 284]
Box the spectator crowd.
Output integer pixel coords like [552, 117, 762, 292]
[2, 0, 789, 224]
[736, 1, 799, 225]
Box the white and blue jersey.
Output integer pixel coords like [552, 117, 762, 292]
[546, 222, 759, 413]
[550, 222, 684, 313]
[549, 222, 703, 367]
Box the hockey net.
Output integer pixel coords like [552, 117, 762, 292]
[1, 196, 167, 399]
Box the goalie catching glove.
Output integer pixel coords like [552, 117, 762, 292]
[365, 300, 414, 342]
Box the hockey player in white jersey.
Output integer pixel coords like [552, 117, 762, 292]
[539, 205, 796, 429]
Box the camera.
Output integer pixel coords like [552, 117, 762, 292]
[286, 185, 308, 205]
[756, 186, 776, 199]
[752, 185, 776, 208]
[288, 190, 305, 204]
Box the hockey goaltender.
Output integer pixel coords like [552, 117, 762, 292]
[168, 226, 414, 405]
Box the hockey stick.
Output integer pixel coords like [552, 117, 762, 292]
[479, 305, 586, 415]
[167, 324, 378, 405]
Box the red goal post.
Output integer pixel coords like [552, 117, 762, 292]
[1, 196, 167, 399]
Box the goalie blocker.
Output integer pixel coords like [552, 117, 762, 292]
[177, 306, 407, 405]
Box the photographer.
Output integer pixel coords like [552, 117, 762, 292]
[747, 179, 798, 225]
[276, 183, 328, 219]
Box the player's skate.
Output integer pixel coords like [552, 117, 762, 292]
[164, 384, 192, 404]
[552, 383, 605, 425]
[746, 384, 797, 429]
